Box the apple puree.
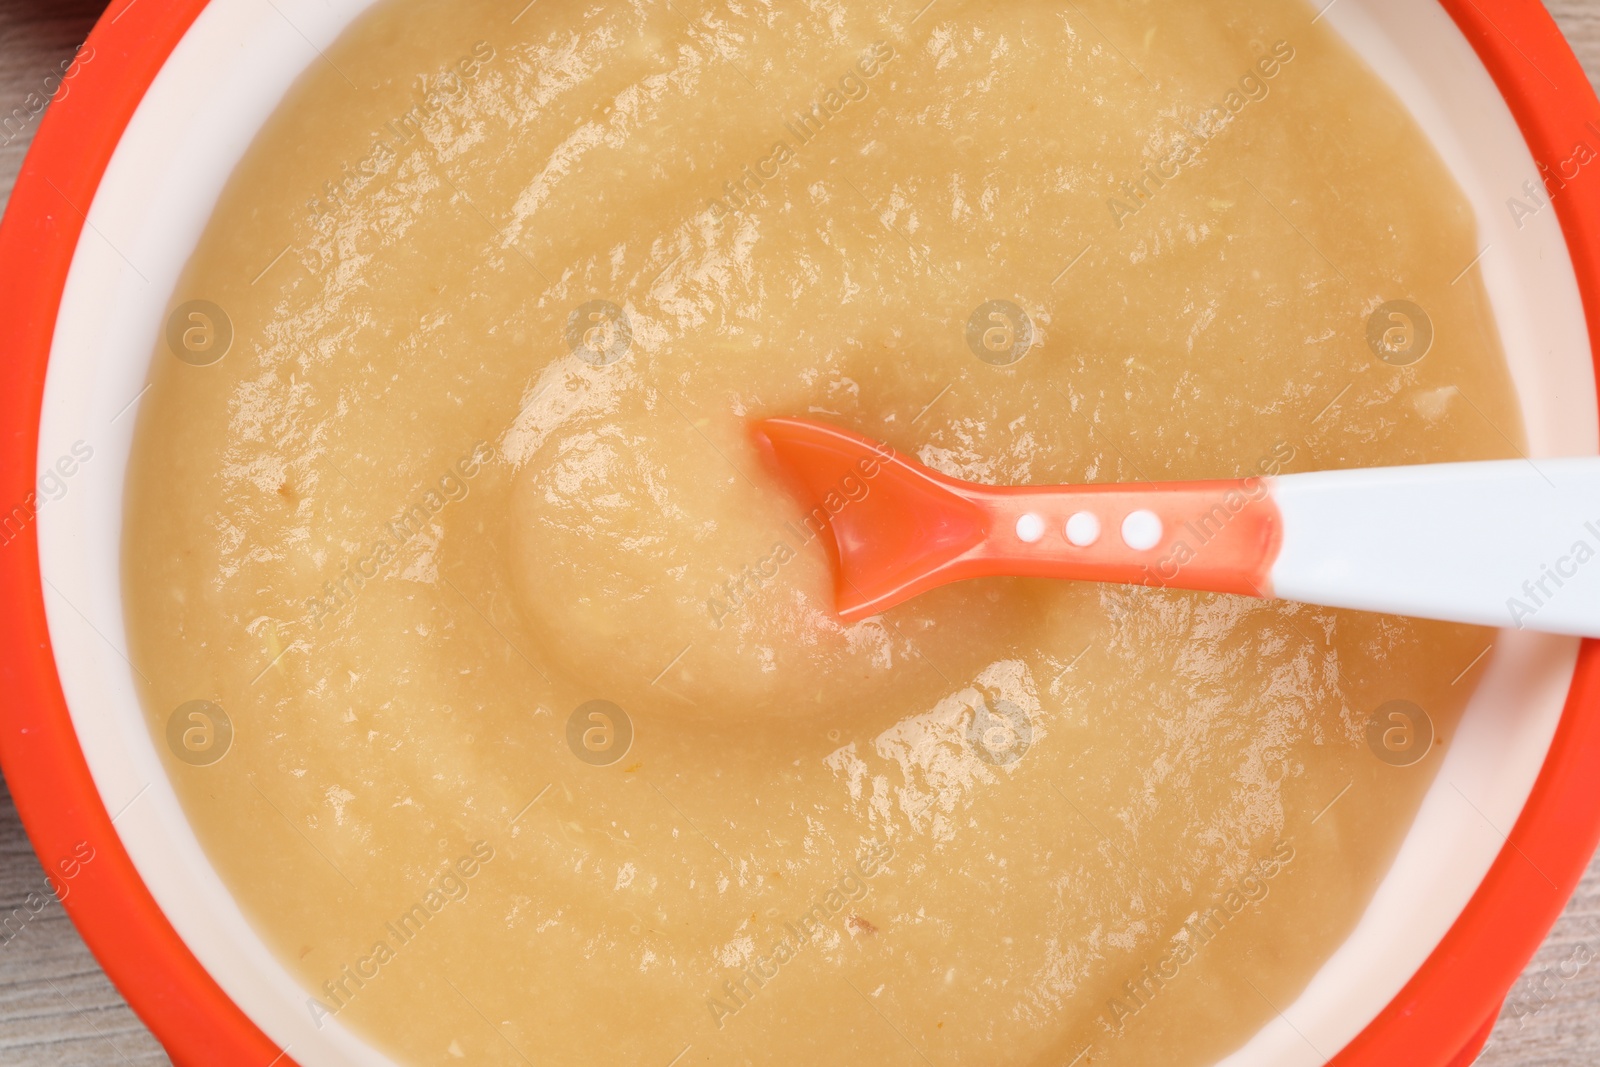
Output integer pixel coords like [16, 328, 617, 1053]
[122, 0, 1523, 1064]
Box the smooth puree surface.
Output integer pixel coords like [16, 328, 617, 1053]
[122, 0, 1525, 1063]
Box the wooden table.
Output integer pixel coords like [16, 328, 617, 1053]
[0, 0, 1598, 1063]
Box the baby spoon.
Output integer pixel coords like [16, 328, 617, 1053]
[753, 416, 1600, 637]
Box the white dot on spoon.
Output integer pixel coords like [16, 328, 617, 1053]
[1121, 510, 1164, 551]
[1065, 511, 1101, 547]
[1016, 513, 1046, 543]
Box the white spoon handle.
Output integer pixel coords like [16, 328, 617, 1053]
[1270, 458, 1600, 635]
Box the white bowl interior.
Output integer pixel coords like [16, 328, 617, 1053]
[32, 1, 1597, 1064]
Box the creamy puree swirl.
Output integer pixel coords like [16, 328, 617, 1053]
[123, 0, 1522, 1064]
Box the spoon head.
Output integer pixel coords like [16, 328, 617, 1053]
[752, 417, 988, 620]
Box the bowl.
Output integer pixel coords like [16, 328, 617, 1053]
[1, 1, 1598, 1065]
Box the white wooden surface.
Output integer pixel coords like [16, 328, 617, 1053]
[0, 0, 1597, 1064]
